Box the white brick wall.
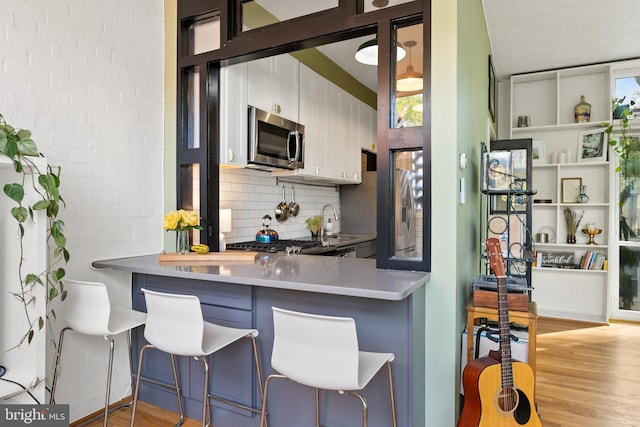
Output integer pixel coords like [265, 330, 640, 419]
[220, 169, 341, 241]
[1, 0, 164, 421]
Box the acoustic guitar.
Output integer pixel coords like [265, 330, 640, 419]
[458, 237, 541, 427]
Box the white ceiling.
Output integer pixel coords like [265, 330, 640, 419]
[255, 0, 640, 90]
[482, 0, 640, 80]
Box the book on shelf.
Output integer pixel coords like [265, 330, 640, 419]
[580, 251, 606, 270]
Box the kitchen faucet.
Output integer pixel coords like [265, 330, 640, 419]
[320, 204, 339, 239]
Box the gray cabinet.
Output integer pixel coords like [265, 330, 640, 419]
[129, 271, 424, 427]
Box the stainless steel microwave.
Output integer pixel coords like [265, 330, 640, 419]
[248, 106, 305, 170]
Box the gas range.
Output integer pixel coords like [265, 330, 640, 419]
[226, 239, 325, 254]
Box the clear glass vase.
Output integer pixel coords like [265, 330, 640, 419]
[176, 230, 189, 254]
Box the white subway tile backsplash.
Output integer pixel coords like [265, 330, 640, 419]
[220, 168, 341, 241]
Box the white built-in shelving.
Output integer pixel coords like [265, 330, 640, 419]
[508, 63, 620, 322]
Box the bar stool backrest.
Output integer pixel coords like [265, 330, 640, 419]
[62, 279, 112, 336]
[142, 288, 205, 356]
[271, 307, 360, 390]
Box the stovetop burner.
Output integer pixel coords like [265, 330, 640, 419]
[227, 239, 323, 253]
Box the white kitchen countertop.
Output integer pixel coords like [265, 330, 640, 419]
[92, 253, 428, 301]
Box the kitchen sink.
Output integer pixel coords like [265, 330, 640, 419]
[324, 233, 360, 240]
[320, 234, 374, 246]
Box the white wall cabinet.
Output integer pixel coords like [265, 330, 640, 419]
[247, 54, 300, 122]
[273, 63, 373, 185]
[220, 62, 248, 167]
[509, 63, 616, 322]
[358, 102, 377, 153]
[220, 59, 373, 184]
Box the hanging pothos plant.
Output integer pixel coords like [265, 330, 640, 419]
[605, 98, 640, 241]
[0, 113, 68, 349]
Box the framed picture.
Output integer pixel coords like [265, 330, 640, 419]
[561, 177, 582, 203]
[488, 55, 496, 122]
[577, 128, 607, 162]
[483, 151, 512, 191]
[532, 140, 547, 165]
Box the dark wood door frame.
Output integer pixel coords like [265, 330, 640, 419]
[176, 0, 430, 271]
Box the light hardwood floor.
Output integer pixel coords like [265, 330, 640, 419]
[75, 400, 203, 427]
[75, 317, 640, 426]
[536, 317, 640, 427]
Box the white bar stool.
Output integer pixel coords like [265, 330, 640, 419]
[130, 288, 266, 427]
[49, 279, 147, 427]
[259, 307, 398, 427]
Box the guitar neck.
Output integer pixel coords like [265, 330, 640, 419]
[496, 275, 514, 389]
[486, 237, 514, 390]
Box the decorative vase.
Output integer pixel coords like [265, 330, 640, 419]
[574, 95, 591, 123]
[577, 185, 589, 203]
[176, 230, 189, 254]
[566, 234, 576, 244]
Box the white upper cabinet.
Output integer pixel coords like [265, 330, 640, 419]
[248, 54, 300, 122]
[297, 63, 329, 178]
[223, 56, 372, 183]
[358, 102, 377, 153]
[220, 62, 248, 167]
[273, 64, 366, 184]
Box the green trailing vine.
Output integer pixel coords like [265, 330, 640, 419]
[605, 97, 636, 170]
[0, 113, 69, 350]
[604, 98, 640, 241]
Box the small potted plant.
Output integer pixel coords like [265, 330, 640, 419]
[305, 215, 322, 237]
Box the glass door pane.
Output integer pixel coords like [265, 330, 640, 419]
[393, 23, 423, 128]
[392, 150, 422, 259]
[615, 136, 640, 319]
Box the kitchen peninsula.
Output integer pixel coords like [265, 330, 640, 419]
[92, 253, 428, 427]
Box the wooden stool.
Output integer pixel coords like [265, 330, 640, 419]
[466, 302, 537, 376]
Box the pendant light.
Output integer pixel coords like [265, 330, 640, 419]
[396, 40, 423, 92]
[354, 0, 406, 65]
[355, 39, 406, 65]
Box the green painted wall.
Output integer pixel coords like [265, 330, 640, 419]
[425, 0, 490, 425]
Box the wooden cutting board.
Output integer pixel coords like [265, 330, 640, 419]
[159, 251, 258, 263]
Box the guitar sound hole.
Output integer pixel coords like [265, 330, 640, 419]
[497, 387, 518, 412]
[496, 387, 533, 425]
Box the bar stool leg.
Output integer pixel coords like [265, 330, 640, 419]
[315, 388, 320, 427]
[130, 345, 152, 427]
[247, 334, 269, 427]
[102, 336, 116, 427]
[49, 327, 71, 404]
[259, 374, 286, 427]
[345, 391, 368, 427]
[170, 354, 185, 427]
[199, 356, 211, 427]
[386, 362, 398, 427]
[126, 330, 136, 403]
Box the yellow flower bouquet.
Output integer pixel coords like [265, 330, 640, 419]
[164, 210, 203, 254]
[163, 209, 203, 232]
